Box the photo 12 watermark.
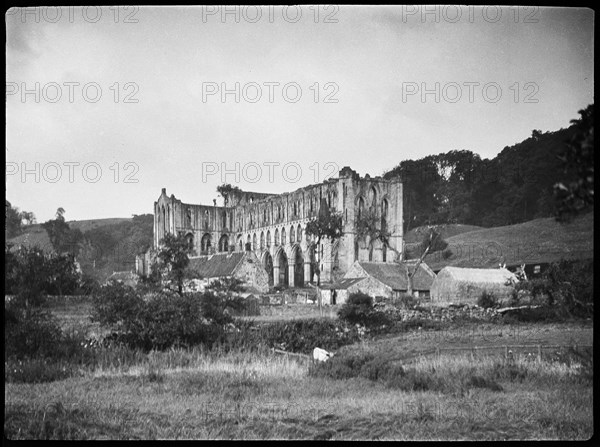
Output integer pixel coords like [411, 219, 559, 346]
[7, 6, 140, 24]
[400, 82, 539, 104]
[6, 162, 140, 184]
[6, 82, 140, 104]
[201, 82, 339, 104]
[201, 161, 340, 184]
[200, 5, 340, 24]
[400, 6, 540, 24]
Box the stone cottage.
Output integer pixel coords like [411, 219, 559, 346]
[320, 260, 437, 304]
[186, 248, 270, 294]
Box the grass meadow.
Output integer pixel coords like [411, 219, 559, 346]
[4, 300, 594, 440]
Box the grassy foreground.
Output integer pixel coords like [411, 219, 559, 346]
[5, 346, 593, 440]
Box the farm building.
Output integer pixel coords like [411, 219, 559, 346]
[187, 249, 270, 294]
[430, 266, 517, 305]
[320, 260, 436, 304]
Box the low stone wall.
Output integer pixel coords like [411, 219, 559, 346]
[374, 302, 501, 323]
[257, 303, 340, 319]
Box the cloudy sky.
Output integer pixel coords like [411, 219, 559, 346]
[6, 6, 594, 222]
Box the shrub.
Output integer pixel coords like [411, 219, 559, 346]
[394, 293, 421, 310]
[442, 248, 453, 260]
[258, 319, 359, 354]
[338, 292, 391, 329]
[4, 308, 63, 360]
[477, 291, 498, 309]
[510, 259, 593, 319]
[91, 283, 243, 351]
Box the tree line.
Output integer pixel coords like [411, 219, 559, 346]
[383, 104, 593, 231]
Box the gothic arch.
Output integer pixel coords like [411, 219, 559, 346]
[369, 186, 378, 209]
[185, 232, 194, 253]
[291, 243, 304, 287]
[274, 247, 289, 287]
[201, 233, 211, 254]
[357, 196, 365, 220]
[381, 198, 389, 231]
[218, 234, 229, 252]
[261, 250, 274, 286]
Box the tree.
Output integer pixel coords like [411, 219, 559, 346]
[42, 207, 82, 254]
[554, 104, 594, 221]
[305, 199, 343, 288]
[5, 201, 22, 238]
[355, 206, 400, 262]
[157, 233, 194, 295]
[216, 183, 242, 207]
[5, 201, 36, 238]
[406, 227, 446, 296]
[45, 252, 81, 296]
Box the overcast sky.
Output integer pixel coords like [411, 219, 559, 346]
[6, 6, 594, 222]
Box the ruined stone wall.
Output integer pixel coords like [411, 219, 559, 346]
[150, 166, 403, 286]
[233, 251, 270, 293]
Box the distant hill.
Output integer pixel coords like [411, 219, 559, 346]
[423, 211, 593, 272]
[8, 215, 154, 283]
[66, 218, 132, 233]
[404, 224, 484, 244]
[6, 224, 53, 252]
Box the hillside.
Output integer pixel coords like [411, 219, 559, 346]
[66, 218, 132, 233]
[423, 211, 594, 272]
[6, 224, 53, 252]
[383, 105, 593, 230]
[404, 224, 483, 244]
[7, 215, 154, 283]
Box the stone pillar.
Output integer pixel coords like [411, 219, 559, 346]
[273, 266, 280, 286]
[288, 263, 296, 288]
[304, 261, 312, 284]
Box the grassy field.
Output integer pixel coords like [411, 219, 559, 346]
[5, 301, 593, 440]
[425, 211, 594, 270]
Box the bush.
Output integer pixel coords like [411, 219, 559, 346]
[442, 248, 453, 260]
[477, 291, 498, 309]
[257, 319, 359, 354]
[510, 259, 593, 318]
[338, 292, 391, 329]
[4, 308, 63, 360]
[91, 283, 248, 351]
[395, 293, 419, 309]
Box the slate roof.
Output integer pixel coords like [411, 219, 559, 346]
[320, 278, 364, 290]
[357, 261, 436, 291]
[187, 252, 245, 278]
[436, 266, 516, 284]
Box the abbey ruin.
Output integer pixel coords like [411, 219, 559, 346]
[136, 167, 403, 288]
